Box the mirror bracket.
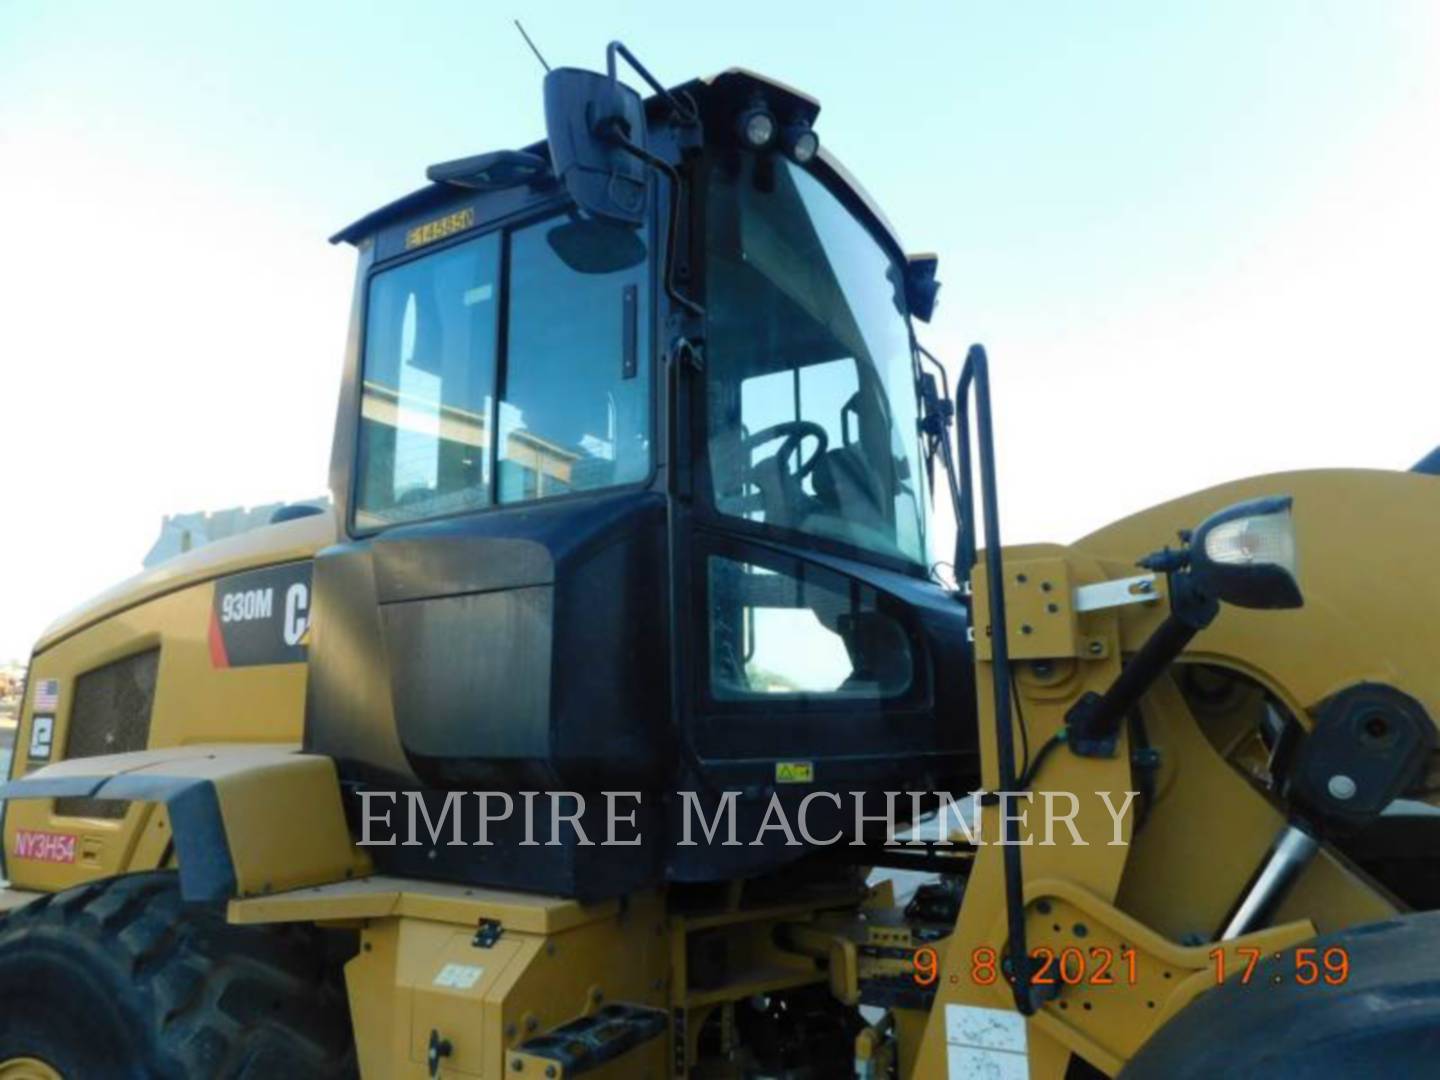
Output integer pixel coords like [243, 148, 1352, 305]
[544, 43, 704, 315]
[605, 41, 700, 128]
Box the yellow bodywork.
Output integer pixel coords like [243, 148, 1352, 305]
[0, 468, 1434, 1076]
[908, 468, 1429, 1076]
[232, 879, 671, 1078]
[4, 510, 333, 892]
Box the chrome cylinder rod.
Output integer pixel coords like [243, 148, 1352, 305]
[1219, 822, 1320, 940]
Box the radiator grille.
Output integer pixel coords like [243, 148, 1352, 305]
[54, 648, 159, 819]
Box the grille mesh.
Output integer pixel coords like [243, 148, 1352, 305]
[54, 648, 159, 819]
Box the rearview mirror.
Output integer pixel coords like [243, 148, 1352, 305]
[546, 218, 647, 274]
[905, 254, 940, 323]
[543, 67, 649, 228]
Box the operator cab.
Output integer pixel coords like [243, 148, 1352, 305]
[308, 61, 976, 897]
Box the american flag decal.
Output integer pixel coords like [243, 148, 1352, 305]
[33, 679, 60, 712]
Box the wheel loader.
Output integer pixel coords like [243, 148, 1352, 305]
[3, 44, 1439, 1079]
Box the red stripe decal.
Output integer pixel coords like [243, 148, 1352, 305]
[208, 608, 230, 668]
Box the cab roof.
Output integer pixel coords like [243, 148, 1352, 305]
[330, 68, 902, 254]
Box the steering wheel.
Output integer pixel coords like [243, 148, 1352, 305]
[741, 420, 830, 480]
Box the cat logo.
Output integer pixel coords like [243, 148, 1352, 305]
[775, 761, 815, 784]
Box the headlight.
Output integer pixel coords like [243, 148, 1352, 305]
[1189, 495, 1303, 609]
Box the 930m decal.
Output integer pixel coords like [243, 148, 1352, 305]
[208, 562, 313, 668]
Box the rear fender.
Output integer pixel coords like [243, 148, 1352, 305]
[0, 744, 369, 900]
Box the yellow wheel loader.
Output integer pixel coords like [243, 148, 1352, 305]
[3, 45, 1439, 1079]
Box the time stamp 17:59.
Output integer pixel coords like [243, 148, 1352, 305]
[912, 945, 1352, 987]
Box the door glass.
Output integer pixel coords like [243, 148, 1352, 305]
[355, 233, 500, 528]
[708, 555, 913, 700]
[499, 217, 652, 502]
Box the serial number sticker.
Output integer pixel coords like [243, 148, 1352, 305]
[405, 207, 476, 250]
[945, 1004, 1027, 1079]
[13, 830, 77, 864]
[433, 962, 484, 990]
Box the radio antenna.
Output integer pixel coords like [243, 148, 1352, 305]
[513, 20, 551, 73]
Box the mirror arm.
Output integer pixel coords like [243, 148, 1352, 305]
[915, 343, 964, 572]
[614, 140, 705, 319]
[605, 41, 700, 125]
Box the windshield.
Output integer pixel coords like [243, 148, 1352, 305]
[703, 154, 929, 567]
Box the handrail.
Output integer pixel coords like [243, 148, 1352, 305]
[954, 343, 1033, 1015]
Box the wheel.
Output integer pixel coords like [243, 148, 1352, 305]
[0, 872, 357, 1079]
[1122, 910, 1440, 1078]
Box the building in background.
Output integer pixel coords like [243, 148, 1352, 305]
[0, 661, 25, 731]
[143, 497, 331, 568]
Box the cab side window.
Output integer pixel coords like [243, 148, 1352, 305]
[354, 213, 652, 529]
[708, 554, 913, 700]
[499, 218, 651, 502]
[355, 234, 500, 529]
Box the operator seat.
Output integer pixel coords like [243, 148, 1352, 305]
[750, 448, 811, 526]
[811, 447, 889, 535]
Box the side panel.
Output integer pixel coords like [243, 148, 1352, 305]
[232, 882, 670, 1079]
[5, 564, 313, 892]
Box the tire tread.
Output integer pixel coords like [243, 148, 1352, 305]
[0, 871, 356, 1079]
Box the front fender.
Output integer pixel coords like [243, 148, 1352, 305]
[1075, 467, 1440, 724]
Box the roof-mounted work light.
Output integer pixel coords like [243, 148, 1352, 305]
[782, 121, 819, 163]
[736, 102, 777, 148]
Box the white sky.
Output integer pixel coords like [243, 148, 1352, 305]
[1, 2, 1438, 660]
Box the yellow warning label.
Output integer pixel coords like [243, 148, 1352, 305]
[775, 761, 814, 784]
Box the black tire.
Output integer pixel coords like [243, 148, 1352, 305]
[0, 872, 357, 1079]
[1122, 910, 1440, 1078]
